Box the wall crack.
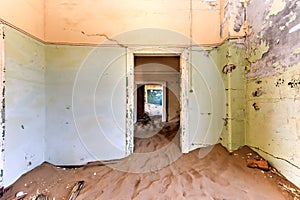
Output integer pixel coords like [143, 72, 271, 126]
[81, 31, 127, 48]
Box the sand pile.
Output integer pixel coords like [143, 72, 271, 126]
[1, 121, 299, 200]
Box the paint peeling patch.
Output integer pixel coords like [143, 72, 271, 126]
[289, 23, 300, 33]
[256, 80, 262, 84]
[285, 12, 297, 27]
[247, 40, 270, 63]
[222, 64, 236, 74]
[294, 48, 300, 54]
[272, 62, 280, 68]
[287, 79, 300, 88]
[275, 78, 285, 87]
[252, 88, 263, 97]
[266, 0, 286, 19]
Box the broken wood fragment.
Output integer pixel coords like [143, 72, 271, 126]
[34, 193, 48, 200]
[247, 158, 269, 170]
[68, 180, 85, 200]
[13, 191, 27, 200]
[0, 186, 12, 198]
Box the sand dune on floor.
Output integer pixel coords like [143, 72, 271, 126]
[1, 122, 299, 199]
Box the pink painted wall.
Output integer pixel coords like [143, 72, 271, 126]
[0, 0, 44, 40]
[0, 0, 227, 45]
[44, 0, 222, 45]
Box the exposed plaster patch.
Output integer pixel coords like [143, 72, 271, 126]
[221, 0, 251, 37]
[266, 0, 287, 19]
[247, 40, 270, 63]
[272, 61, 280, 68]
[285, 12, 297, 27]
[294, 48, 300, 54]
[289, 23, 300, 33]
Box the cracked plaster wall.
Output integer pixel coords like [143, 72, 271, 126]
[245, 0, 300, 188]
[0, 0, 226, 45]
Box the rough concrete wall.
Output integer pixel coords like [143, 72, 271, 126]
[0, 0, 45, 40]
[3, 25, 45, 186]
[45, 45, 127, 164]
[246, 0, 300, 188]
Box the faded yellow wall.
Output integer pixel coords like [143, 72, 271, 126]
[0, 0, 44, 40]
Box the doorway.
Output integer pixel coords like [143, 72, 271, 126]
[135, 83, 167, 123]
[134, 56, 180, 152]
[126, 49, 189, 155]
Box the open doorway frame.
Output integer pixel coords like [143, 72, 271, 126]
[126, 48, 189, 155]
[134, 81, 167, 123]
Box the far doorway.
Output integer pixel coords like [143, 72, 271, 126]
[133, 56, 181, 151]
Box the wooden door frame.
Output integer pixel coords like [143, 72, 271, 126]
[125, 47, 189, 156]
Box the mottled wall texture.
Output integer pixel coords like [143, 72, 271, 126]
[245, 0, 300, 188]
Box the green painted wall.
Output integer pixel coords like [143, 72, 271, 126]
[209, 39, 248, 151]
[245, 0, 300, 188]
[2, 25, 45, 186]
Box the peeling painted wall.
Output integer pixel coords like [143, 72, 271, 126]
[2, 25, 45, 186]
[245, 0, 300, 188]
[2, 0, 299, 189]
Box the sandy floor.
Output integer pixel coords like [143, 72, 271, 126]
[1, 120, 300, 200]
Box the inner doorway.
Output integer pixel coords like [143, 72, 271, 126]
[133, 56, 181, 152]
[136, 83, 166, 122]
[126, 49, 189, 156]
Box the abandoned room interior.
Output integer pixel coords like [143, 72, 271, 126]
[0, 0, 300, 199]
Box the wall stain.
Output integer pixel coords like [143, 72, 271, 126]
[222, 64, 236, 74]
[247, 40, 270, 63]
[287, 79, 300, 88]
[252, 103, 260, 111]
[275, 78, 285, 87]
[252, 88, 263, 97]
